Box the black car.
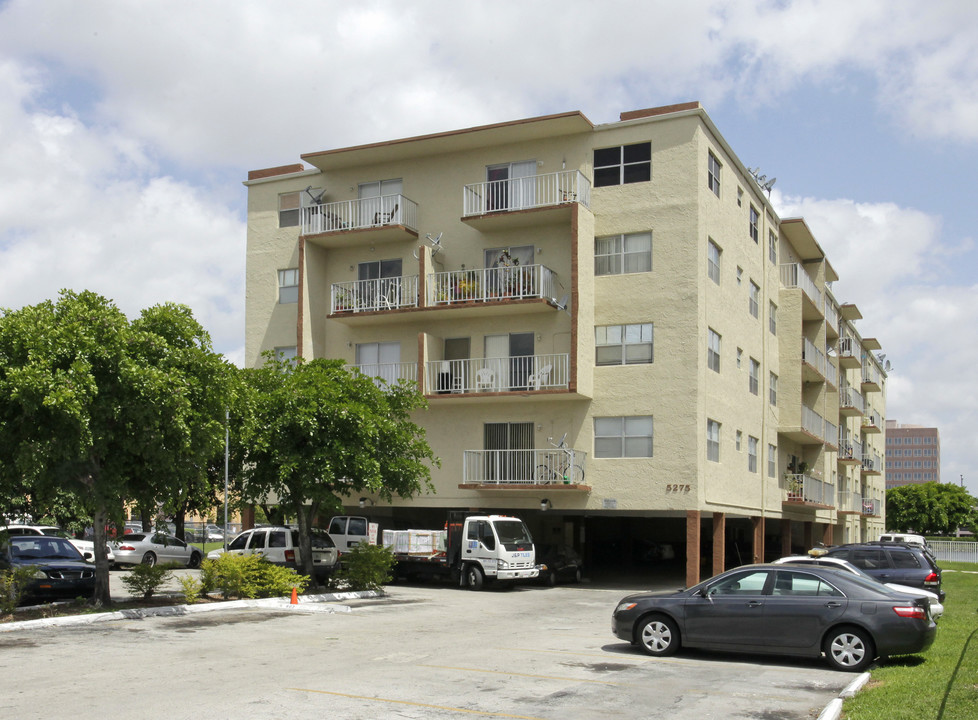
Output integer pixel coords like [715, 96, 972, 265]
[536, 544, 583, 585]
[822, 542, 944, 602]
[612, 563, 936, 671]
[1, 535, 96, 604]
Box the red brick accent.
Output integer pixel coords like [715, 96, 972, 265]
[712, 512, 726, 576]
[752, 516, 765, 563]
[822, 524, 834, 547]
[297, 237, 305, 358]
[620, 102, 700, 122]
[247, 164, 305, 181]
[686, 511, 701, 587]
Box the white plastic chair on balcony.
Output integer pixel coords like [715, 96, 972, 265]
[475, 367, 496, 392]
[528, 364, 552, 390]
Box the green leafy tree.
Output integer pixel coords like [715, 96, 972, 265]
[886, 482, 978, 535]
[241, 356, 438, 583]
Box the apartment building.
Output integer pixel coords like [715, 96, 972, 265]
[885, 420, 941, 487]
[244, 101, 887, 584]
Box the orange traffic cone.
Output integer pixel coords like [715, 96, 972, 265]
[290, 587, 298, 605]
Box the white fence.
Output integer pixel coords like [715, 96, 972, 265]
[462, 448, 587, 485]
[426, 353, 569, 394]
[929, 540, 978, 564]
[780, 263, 823, 312]
[428, 264, 557, 305]
[462, 170, 591, 216]
[301, 194, 418, 234]
[331, 276, 419, 313]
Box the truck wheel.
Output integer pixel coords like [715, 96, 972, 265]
[465, 565, 484, 591]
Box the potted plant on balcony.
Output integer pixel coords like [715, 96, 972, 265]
[334, 289, 354, 312]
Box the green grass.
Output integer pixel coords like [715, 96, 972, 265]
[842, 562, 978, 720]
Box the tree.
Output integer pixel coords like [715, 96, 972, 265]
[241, 356, 438, 582]
[886, 482, 978, 535]
[0, 291, 234, 604]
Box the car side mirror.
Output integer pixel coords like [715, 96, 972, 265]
[83, 551, 94, 562]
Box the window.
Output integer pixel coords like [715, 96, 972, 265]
[736, 430, 742, 451]
[769, 230, 777, 264]
[748, 436, 758, 472]
[737, 187, 743, 207]
[274, 346, 297, 364]
[769, 301, 777, 334]
[736, 347, 743, 368]
[707, 239, 721, 284]
[749, 281, 760, 318]
[769, 372, 778, 406]
[278, 188, 324, 228]
[749, 358, 759, 395]
[594, 416, 653, 458]
[356, 341, 401, 386]
[594, 142, 651, 187]
[595, 232, 652, 275]
[707, 419, 720, 462]
[708, 329, 721, 373]
[708, 151, 721, 197]
[596, 323, 653, 365]
[768, 444, 777, 477]
[736, 266, 743, 285]
[749, 205, 759, 243]
[278, 268, 299, 304]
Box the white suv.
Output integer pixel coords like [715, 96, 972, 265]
[207, 526, 338, 581]
[2, 524, 115, 564]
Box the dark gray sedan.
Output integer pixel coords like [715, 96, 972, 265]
[1, 535, 96, 603]
[612, 563, 936, 671]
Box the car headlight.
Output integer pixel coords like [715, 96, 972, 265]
[615, 602, 637, 615]
[32, 569, 49, 580]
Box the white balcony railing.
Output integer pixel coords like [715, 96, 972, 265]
[862, 449, 882, 473]
[863, 407, 883, 430]
[301, 193, 418, 234]
[839, 336, 860, 363]
[346, 362, 418, 388]
[428, 264, 557, 305]
[838, 438, 863, 463]
[824, 419, 838, 446]
[462, 448, 588, 485]
[331, 276, 419, 314]
[780, 263, 823, 312]
[463, 170, 591, 217]
[785, 473, 829, 504]
[861, 497, 881, 515]
[824, 359, 838, 387]
[801, 405, 824, 440]
[862, 359, 882, 387]
[838, 490, 863, 513]
[426, 354, 569, 394]
[825, 301, 839, 334]
[840, 385, 865, 414]
[802, 338, 826, 377]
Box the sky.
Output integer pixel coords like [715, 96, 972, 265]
[0, 0, 976, 496]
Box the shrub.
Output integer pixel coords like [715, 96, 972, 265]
[178, 575, 203, 604]
[1, 566, 38, 613]
[120, 562, 177, 599]
[336, 542, 394, 592]
[201, 554, 309, 600]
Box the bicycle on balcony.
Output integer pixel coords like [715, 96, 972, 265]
[534, 434, 585, 485]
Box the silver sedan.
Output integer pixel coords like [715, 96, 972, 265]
[110, 533, 203, 568]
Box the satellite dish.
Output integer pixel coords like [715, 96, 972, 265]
[304, 186, 326, 204]
[884, 360, 892, 372]
[550, 294, 570, 314]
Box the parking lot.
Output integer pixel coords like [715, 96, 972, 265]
[1, 576, 853, 719]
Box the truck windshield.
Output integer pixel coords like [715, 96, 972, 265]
[493, 519, 532, 545]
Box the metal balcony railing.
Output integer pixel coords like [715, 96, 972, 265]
[861, 497, 881, 515]
[801, 405, 824, 440]
[802, 338, 826, 376]
[462, 448, 588, 485]
[346, 362, 418, 388]
[825, 302, 839, 334]
[839, 336, 860, 363]
[331, 276, 419, 314]
[824, 419, 838, 446]
[838, 440, 863, 463]
[301, 193, 418, 234]
[837, 490, 863, 513]
[840, 385, 865, 414]
[863, 408, 883, 430]
[462, 170, 591, 217]
[862, 360, 882, 387]
[824, 360, 838, 387]
[780, 263, 823, 312]
[426, 354, 569, 394]
[428, 264, 557, 305]
[785, 473, 829, 504]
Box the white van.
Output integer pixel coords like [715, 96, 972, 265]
[879, 532, 929, 549]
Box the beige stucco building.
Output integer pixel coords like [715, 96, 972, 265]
[244, 101, 888, 584]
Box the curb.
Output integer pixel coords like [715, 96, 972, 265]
[0, 589, 385, 633]
[816, 672, 870, 720]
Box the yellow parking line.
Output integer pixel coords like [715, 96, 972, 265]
[419, 663, 626, 685]
[288, 688, 547, 719]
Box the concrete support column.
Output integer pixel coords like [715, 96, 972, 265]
[712, 512, 726, 576]
[686, 510, 701, 587]
[822, 523, 834, 547]
[752, 516, 765, 563]
[781, 518, 791, 557]
[803, 521, 814, 551]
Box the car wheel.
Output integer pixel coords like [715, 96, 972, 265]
[636, 615, 680, 657]
[141, 552, 157, 567]
[574, 567, 582, 583]
[547, 570, 557, 587]
[824, 626, 875, 672]
[188, 552, 202, 569]
[465, 564, 484, 591]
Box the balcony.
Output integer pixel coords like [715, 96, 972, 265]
[780, 263, 823, 320]
[462, 170, 591, 230]
[784, 473, 831, 506]
[824, 358, 838, 389]
[425, 354, 569, 396]
[839, 385, 865, 416]
[838, 439, 863, 464]
[301, 194, 419, 245]
[781, 405, 825, 445]
[825, 301, 840, 339]
[862, 360, 882, 392]
[428, 265, 558, 307]
[861, 497, 881, 516]
[838, 336, 861, 369]
[823, 419, 838, 449]
[862, 452, 882, 475]
[331, 276, 419, 315]
[861, 408, 882, 434]
[346, 362, 419, 388]
[837, 490, 864, 514]
[460, 448, 589, 488]
[802, 338, 826, 382]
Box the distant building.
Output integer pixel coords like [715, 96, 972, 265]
[885, 420, 940, 488]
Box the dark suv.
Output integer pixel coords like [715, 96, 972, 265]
[823, 542, 944, 601]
